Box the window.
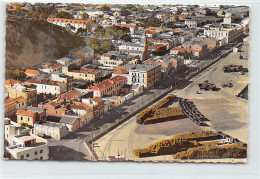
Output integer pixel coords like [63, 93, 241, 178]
[40, 150, 43, 154]
[21, 117, 23, 121]
[21, 155, 24, 159]
[26, 154, 29, 157]
[28, 118, 30, 122]
[40, 157, 43, 160]
[34, 151, 38, 155]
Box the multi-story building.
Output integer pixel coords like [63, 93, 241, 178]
[5, 96, 26, 118]
[50, 73, 73, 90]
[203, 14, 243, 44]
[4, 119, 48, 160]
[192, 36, 220, 52]
[5, 83, 37, 106]
[143, 57, 173, 79]
[39, 62, 62, 74]
[25, 79, 67, 95]
[33, 122, 69, 140]
[170, 40, 208, 59]
[89, 76, 126, 97]
[112, 64, 161, 88]
[16, 106, 46, 126]
[184, 19, 197, 28]
[62, 66, 101, 82]
[47, 18, 94, 33]
[128, 64, 161, 88]
[116, 23, 136, 34]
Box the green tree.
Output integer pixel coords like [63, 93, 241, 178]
[99, 5, 111, 12]
[100, 40, 114, 52]
[141, 17, 161, 27]
[54, 11, 73, 19]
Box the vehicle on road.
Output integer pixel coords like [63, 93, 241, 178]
[223, 64, 243, 73]
[221, 82, 234, 88]
[196, 80, 217, 91]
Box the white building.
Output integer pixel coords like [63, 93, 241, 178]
[46, 17, 93, 33]
[26, 79, 67, 95]
[184, 19, 197, 28]
[34, 122, 69, 140]
[4, 119, 48, 160]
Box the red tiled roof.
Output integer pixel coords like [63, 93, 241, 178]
[61, 89, 81, 99]
[113, 66, 132, 74]
[146, 26, 163, 31]
[16, 109, 36, 117]
[89, 76, 126, 91]
[101, 53, 113, 57]
[91, 97, 103, 104]
[170, 46, 200, 52]
[26, 79, 63, 86]
[25, 69, 40, 76]
[70, 102, 90, 110]
[5, 97, 16, 106]
[13, 96, 25, 103]
[47, 17, 89, 24]
[183, 18, 196, 21]
[116, 23, 136, 28]
[144, 30, 157, 34]
[5, 79, 19, 85]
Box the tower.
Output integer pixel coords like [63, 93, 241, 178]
[141, 33, 149, 61]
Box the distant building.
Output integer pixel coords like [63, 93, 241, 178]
[116, 23, 136, 34]
[170, 40, 208, 59]
[183, 19, 197, 28]
[39, 62, 62, 74]
[25, 69, 40, 77]
[62, 66, 102, 82]
[47, 18, 94, 33]
[192, 36, 220, 52]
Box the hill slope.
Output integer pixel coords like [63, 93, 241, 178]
[5, 20, 85, 68]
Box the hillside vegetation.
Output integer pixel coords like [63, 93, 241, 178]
[5, 20, 85, 68]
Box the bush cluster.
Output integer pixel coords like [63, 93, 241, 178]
[133, 131, 247, 159]
[173, 131, 222, 142]
[172, 143, 247, 159]
[136, 94, 176, 124]
[133, 138, 197, 158]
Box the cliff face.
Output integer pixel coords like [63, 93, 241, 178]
[5, 20, 85, 68]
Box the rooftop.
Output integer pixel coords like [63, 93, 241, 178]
[60, 116, 79, 125]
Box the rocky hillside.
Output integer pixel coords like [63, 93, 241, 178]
[5, 20, 85, 68]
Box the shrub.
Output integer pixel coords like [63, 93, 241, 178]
[133, 138, 198, 158]
[172, 143, 247, 159]
[173, 131, 222, 141]
[136, 94, 176, 124]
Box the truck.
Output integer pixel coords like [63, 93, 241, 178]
[223, 64, 243, 73]
[196, 80, 217, 91]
